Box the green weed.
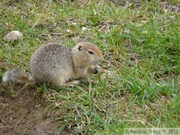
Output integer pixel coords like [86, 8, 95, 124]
[0, 0, 179, 134]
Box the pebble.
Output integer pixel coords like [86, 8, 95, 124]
[4, 31, 23, 42]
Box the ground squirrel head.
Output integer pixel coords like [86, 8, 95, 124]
[72, 42, 103, 68]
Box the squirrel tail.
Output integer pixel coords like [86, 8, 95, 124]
[2, 69, 35, 84]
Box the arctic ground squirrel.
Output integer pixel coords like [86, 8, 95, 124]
[2, 42, 103, 87]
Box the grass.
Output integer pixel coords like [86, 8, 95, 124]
[0, 0, 179, 134]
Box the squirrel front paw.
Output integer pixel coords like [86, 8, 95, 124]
[90, 64, 102, 74]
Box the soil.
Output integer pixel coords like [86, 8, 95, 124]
[0, 84, 71, 135]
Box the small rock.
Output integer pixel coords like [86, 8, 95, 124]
[4, 31, 23, 42]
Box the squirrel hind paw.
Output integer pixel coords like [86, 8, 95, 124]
[62, 80, 80, 88]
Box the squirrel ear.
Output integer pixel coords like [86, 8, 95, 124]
[78, 45, 82, 51]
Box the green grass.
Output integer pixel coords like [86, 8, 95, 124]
[0, 0, 179, 134]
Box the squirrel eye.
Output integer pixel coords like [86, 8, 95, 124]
[88, 50, 94, 55]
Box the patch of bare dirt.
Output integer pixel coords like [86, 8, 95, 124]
[0, 84, 71, 135]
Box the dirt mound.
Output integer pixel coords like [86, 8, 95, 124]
[0, 84, 70, 135]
